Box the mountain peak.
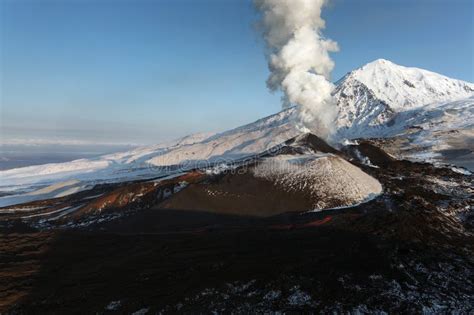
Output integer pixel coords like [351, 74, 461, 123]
[343, 59, 474, 110]
[365, 58, 394, 66]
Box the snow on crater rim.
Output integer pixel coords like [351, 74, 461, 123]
[252, 154, 383, 210]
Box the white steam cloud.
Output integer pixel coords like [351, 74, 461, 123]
[255, 0, 339, 140]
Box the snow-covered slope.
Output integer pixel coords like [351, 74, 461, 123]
[147, 109, 298, 166]
[380, 96, 474, 169]
[0, 108, 300, 205]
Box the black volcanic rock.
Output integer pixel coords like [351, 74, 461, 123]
[343, 141, 396, 168]
[285, 133, 340, 154]
[1, 138, 473, 314]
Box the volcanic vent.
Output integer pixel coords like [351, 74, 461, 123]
[160, 134, 382, 216]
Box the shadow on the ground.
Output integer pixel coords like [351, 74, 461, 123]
[2, 206, 400, 314]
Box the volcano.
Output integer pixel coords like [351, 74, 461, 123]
[1, 59, 472, 208]
[0, 60, 473, 313]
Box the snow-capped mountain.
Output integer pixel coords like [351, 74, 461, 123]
[332, 60, 473, 170]
[1, 59, 472, 207]
[344, 59, 473, 109]
[334, 59, 474, 138]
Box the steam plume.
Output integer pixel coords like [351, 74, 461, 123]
[255, 0, 338, 140]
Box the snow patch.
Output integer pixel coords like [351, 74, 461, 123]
[105, 300, 121, 311]
[451, 167, 472, 176]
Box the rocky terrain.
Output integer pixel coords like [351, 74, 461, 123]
[0, 134, 472, 314]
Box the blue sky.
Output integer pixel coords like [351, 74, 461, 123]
[1, 0, 473, 145]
